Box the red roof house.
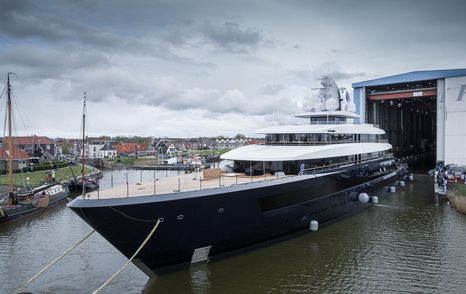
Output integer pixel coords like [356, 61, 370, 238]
[115, 143, 138, 154]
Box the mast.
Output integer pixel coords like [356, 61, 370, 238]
[7, 73, 15, 205]
[81, 93, 86, 196]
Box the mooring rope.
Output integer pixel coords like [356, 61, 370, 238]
[92, 219, 161, 294]
[17, 229, 95, 291]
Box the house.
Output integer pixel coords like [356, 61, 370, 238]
[214, 138, 248, 150]
[2, 136, 56, 163]
[115, 142, 138, 156]
[145, 143, 156, 156]
[98, 143, 117, 158]
[66, 139, 81, 157]
[167, 143, 177, 154]
[0, 145, 30, 171]
[155, 140, 168, 154]
[87, 141, 105, 158]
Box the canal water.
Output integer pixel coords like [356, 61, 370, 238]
[1, 170, 466, 293]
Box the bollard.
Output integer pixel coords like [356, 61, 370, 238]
[400, 181, 405, 187]
[434, 193, 439, 206]
[372, 196, 379, 204]
[390, 186, 396, 193]
[310, 220, 319, 232]
[358, 193, 369, 204]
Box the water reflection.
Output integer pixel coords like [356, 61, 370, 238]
[2, 172, 466, 293]
[144, 175, 466, 294]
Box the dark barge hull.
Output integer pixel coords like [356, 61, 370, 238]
[67, 159, 408, 276]
[0, 189, 70, 224]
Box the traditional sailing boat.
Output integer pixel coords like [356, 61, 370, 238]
[0, 73, 69, 224]
[68, 93, 98, 193]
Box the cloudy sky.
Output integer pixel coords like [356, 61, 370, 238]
[0, 0, 465, 138]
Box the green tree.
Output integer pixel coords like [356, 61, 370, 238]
[235, 133, 246, 139]
[62, 139, 69, 155]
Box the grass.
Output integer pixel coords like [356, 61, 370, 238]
[0, 165, 93, 188]
[450, 183, 466, 196]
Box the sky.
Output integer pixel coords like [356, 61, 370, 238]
[0, 0, 465, 139]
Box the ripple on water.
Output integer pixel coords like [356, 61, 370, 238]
[2, 173, 466, 293]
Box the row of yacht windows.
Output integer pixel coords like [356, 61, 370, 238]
[265, 133, 384, 144]
[310, 117, 346, 124]
[233, 151, 389, 175]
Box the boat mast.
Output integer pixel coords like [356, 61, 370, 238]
[81, 93, 86, 196]
[7, 73, 15, 205]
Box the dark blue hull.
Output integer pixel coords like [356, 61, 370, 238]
[67, 159, 408, 276]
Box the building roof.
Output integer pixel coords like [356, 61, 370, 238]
[115, 143, 137, 153]
[0, 146, 30, 160]
[139, 143, 148, 151]
[353, 68, 466, 88]
[3, 136, 54, 145]
[100, 143, 115, 151]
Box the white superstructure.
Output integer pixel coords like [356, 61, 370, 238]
[221, 77, 392, 175]
[222, 111, 390, 162]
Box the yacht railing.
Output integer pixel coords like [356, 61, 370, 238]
[83, 155, 394, 200]
[298, 154, 394, 175]
[264, 139, 389, 146]
[83, 170, 291, 200]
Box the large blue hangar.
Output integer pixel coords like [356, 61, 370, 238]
[352, 69, 466, 166]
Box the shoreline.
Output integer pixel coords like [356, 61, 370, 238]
[447, 187, 466, 214]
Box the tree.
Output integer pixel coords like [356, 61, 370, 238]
[62, 139, 69, 155]
[235, 133, 246, 139]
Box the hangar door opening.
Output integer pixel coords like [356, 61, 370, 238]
[365, 79, 436, 166]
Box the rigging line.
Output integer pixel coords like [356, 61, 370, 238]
[92, 219, 161, 294]
[11, 91, 33, 137]
[16, 229, 96, 292]
[109, 206, 160, 223]
[0, 84, 6, 99]
[11, 111, 28, 187]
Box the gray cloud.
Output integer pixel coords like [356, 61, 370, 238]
[287, 62, 366, 83]
[0, 0, 209, 66]
[0, 45, 109, 81]
[260, 83, 285, 95]
[0, 0, 465, 138]
[201, 21, 265, 53]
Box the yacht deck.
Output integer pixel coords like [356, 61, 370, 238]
[85, 172, 290, 200]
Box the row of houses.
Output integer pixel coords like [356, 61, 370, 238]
[0, 136, 260, 170]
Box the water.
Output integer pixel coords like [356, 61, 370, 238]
[1, 171, 466, 293]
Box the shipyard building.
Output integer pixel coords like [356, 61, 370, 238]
[352, 69, 466, 166]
